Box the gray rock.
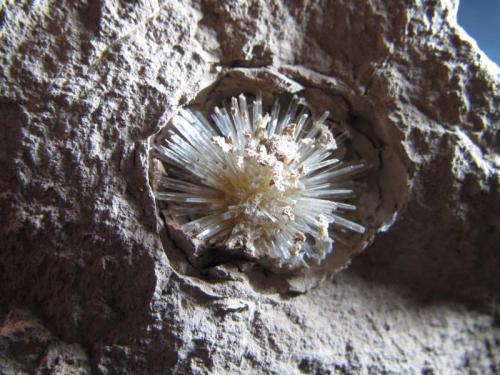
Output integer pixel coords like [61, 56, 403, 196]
[0, 0, 498, 373]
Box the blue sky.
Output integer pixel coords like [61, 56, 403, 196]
[458, 0, 500, 65]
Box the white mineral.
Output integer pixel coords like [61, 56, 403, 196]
[154, 93, 366, 269]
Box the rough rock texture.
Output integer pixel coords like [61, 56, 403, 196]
[1, 0, 499, 374]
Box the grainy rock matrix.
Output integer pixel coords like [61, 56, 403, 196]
[1, 0, 499, 374]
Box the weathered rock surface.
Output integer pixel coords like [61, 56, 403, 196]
[0, 0, 498, 373]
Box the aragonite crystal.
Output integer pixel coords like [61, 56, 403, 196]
[154, 93, 366, 269]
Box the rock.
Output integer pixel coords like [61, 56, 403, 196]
[35, 342, 91, 375]
[0, 308, 90, 374]
[0, 0, 498, 373]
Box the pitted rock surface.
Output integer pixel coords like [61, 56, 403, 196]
[1, 0, 498, 373]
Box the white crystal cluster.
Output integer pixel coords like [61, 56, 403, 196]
[154, 93, 365, 268]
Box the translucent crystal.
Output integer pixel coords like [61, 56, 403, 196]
[154, 93, 366, 268]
